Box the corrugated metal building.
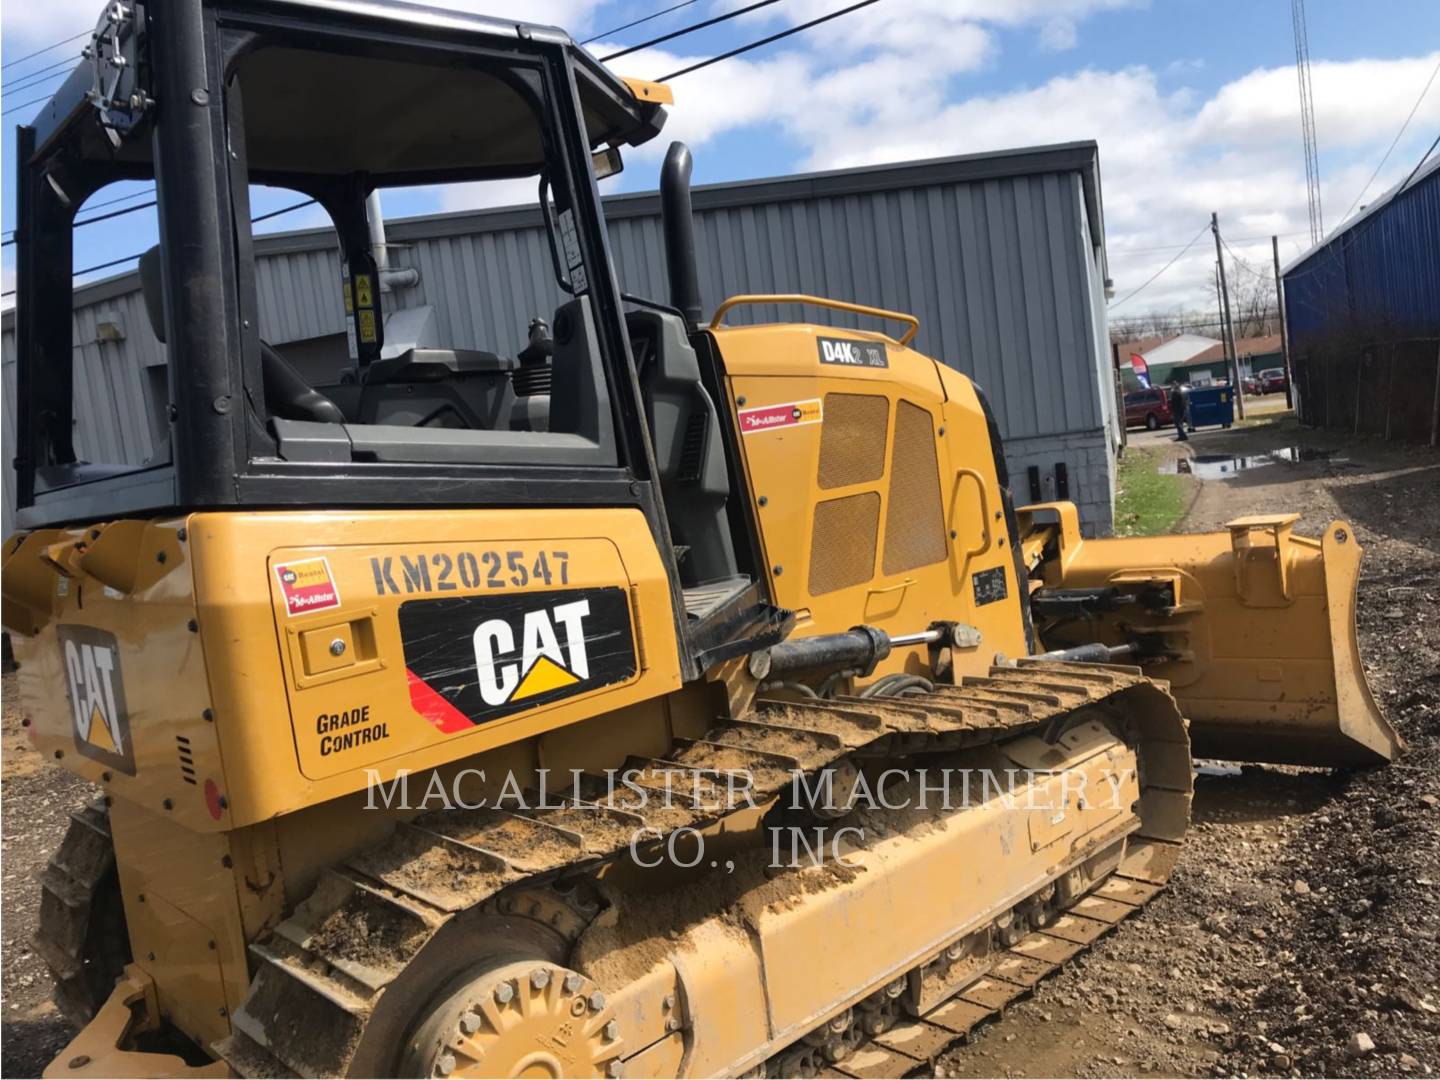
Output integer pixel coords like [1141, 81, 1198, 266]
[1282, 152, 1440, 443]
[3, 141, 1120, 536]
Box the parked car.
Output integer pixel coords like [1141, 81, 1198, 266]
[1258, 367, 1287, 393]
[1242, 374, 1263, 395]
[1124, 386, 1173, 430]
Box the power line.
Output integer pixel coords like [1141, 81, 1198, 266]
[2, 29, 90, 71]
[76, 199, 159, 228]
[1400, 130, 1440, 190]
[603, 0, 786, 62]
[72, 251, 148, 278]
[4, 54, 82, 94]
[582, 0, 704, 45]
[1107, 222, 1210, 311]
[1291, 0, 1323, 244]
[1117, 230, 1308, 255]
[3, 196, 160, 247]
[659, 0, 879, 81]
[251, 198, 318, 224]
[1218, 235, 1273, 281]
[3, 186, 158, 241]
[2, 91, 63, 116]
[1, 199, 321, 298]
[1285, 129, 1440, 282]
[75, 186, 158, 212]
[1336, 54, 1440, 226]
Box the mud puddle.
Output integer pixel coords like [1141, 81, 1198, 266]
[1160, 446, 1347, 479]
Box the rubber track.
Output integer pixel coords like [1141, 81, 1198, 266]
[33, 799, 130, 1029]
[219, 661, 1190, 1078]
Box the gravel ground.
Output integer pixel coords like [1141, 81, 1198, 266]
[2, 416, 1436, 1078]
[2, 674, 93, 1077]
[937, 417, 1440, 1079]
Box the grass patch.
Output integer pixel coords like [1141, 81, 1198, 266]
[1114, 447, 1187, 537]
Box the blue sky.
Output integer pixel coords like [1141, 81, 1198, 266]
[3, 0, 1439, 316]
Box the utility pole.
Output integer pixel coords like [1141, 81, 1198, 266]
[1213, 263, 1227, 359]
[1211, 212, 1246, 419]
[1273, 234, 1294, 410]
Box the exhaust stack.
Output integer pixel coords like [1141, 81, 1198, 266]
[659, 141, 702, 327]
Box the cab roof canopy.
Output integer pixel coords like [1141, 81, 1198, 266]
[30, 0, 666, 185]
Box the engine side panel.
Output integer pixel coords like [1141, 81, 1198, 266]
[710, 323, 1028, 677]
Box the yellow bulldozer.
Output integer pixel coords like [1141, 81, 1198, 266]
[1, 1, 1399, 1077]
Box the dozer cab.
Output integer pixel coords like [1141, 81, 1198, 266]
[1, 1, 1399, 1076]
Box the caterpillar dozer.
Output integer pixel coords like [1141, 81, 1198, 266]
[1, 1, 1400, 1077]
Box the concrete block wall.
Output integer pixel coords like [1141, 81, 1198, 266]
[1002, 427, 1115, 537]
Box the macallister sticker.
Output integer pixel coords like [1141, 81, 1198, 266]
[274, 557, 342, 617]
[817, 336, 889, 368]
[737, 398, 822, 436]
[399, 586, 637, 732]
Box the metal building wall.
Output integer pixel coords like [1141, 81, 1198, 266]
[3, 143, 1116, 536]
[1283, 155, 1440, 444]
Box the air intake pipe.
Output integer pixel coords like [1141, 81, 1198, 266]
[659, 141, 703, 328]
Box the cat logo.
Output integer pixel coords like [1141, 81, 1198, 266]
[399, 587, 637, 732]
[474, 598, 591, 707]
[57, 626, 135, 775]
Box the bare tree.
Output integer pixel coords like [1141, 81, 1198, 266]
[1209, 257, 1278, 339]
[1110, 259, 1279, 348]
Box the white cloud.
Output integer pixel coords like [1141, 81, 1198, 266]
[1039, 16, 1079, 51]
[403, 0, 606, 35]
[1193, 51, 1440, 148]
[722, 0, 1140, 57]
[437, 177, 543, 213]
[1, 1, 102, 49]
[749, 44, 1439, 315]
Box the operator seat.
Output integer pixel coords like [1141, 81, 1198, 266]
[138, 247, 345, 424]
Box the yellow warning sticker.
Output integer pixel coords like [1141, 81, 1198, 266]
[343, 282, 354, 314]
[355, 274, 374, 309]
[358, 309, 377, 343]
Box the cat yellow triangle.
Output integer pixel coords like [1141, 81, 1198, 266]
[87, 706, 119, 753]
[510, 654, 580, 702]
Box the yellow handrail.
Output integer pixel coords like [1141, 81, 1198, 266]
[708, 293, 921, 347]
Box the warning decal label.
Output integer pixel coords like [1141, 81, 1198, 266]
[275, 557, 342, 617]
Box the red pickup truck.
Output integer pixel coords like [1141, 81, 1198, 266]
[1124, 387, 1173, 430]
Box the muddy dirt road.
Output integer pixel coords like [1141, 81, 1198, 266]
[2, 417, 1436, 1078]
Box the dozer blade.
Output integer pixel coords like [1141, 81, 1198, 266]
[1022, 504, 1401, 768]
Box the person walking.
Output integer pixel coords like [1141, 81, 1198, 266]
[1168, 381, 1189, 441]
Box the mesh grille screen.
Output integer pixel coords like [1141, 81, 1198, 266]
[817, 394, 889, 489]
[883, 400, 948, 574]
[808, 492, 881, 596]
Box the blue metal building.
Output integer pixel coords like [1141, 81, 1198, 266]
[1282, 152, 1440, 443]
